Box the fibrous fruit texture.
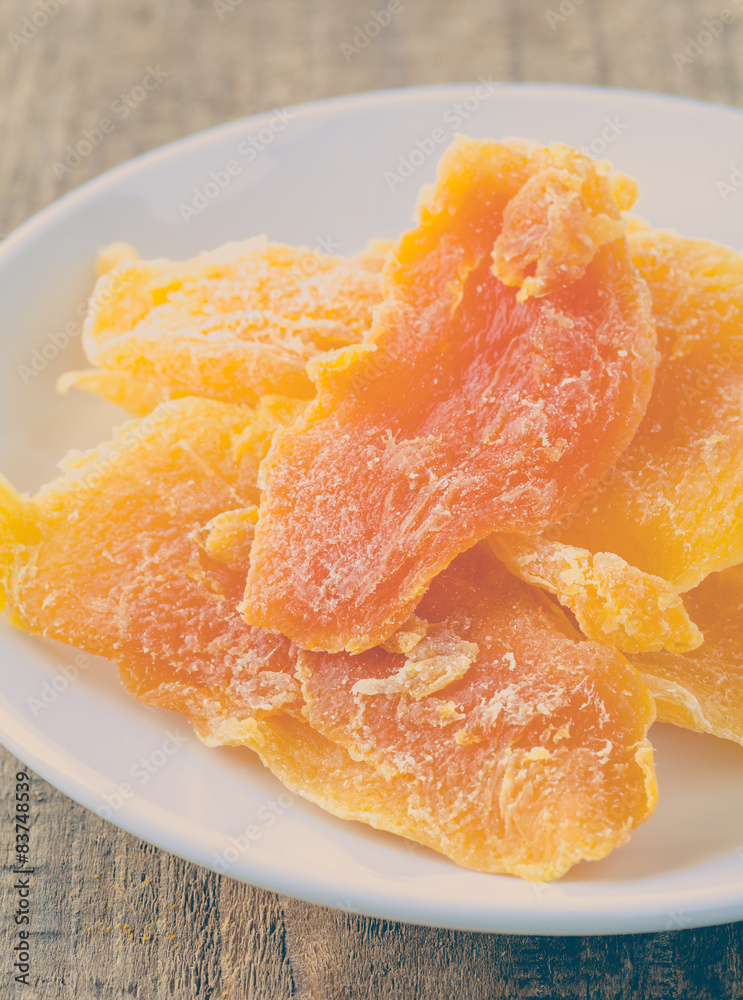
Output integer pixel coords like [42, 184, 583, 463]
[493, 228, 743, 652]
[296, 544, 657, 880]
[242, 137, 657, 654]
[17, 135, 743, 881]
[630, 563, 743, 745]
[489, 534, 702, 654]
[0, 396, 301, 688]
[79, 237, 385, 407]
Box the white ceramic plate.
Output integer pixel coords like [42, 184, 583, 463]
[2, 84, 743, 935]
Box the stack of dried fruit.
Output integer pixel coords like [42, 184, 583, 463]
[2, 136, 742, 880]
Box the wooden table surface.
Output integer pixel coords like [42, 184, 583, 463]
[2, 0, 743, 996]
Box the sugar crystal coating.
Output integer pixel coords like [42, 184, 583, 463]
[296, 544, 657, 880]
[495, 227, 743, 650]
[631, 562, 743, 745]
[82, 238, 386, 406]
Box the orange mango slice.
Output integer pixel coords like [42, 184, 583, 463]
[242, 137, 657, 653]
[630, 562, 743, 744]
[81, 238, 385, 407]
[0, 396, 302, 742]
[558, 228, 743, 589]
[0, 396, 302, 699]
[489, 534, 702, 653]
[296, 544, 657, 880]
[493, 228, 743, 650]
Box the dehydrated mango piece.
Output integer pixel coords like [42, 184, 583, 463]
[490, 158, 635, 300]
[0, 392, 304, 741]
[535, 229, 743, 590]
[295, 545, 657, 880]
[491, 228, 743, 650]
[202, 506, 258, 568]
[630, 562, 743, 745]
[351, 238, 394, 273]
[82, 238, 385, 406]
[0, 395, 301, 712]
[490, 534, 702, 653]
[243, 137, 657, 653]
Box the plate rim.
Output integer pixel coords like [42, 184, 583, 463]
[3, 79, 743, 262]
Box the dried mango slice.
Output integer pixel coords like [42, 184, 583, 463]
[583, 228, 743, 588]
[493, 228, 743, 650]
[489, 535, 702, 653]
[243, 137, 657, 653]
[630, 563, 743, 744]
[0, 394, 299, 737]
[539, 229, 743, 589]
[295, 545, 657, 880]
[0, 396, 302, 702]
[82, 238, 385, 406]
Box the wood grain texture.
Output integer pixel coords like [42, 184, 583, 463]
[1, 0, 743, 997]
